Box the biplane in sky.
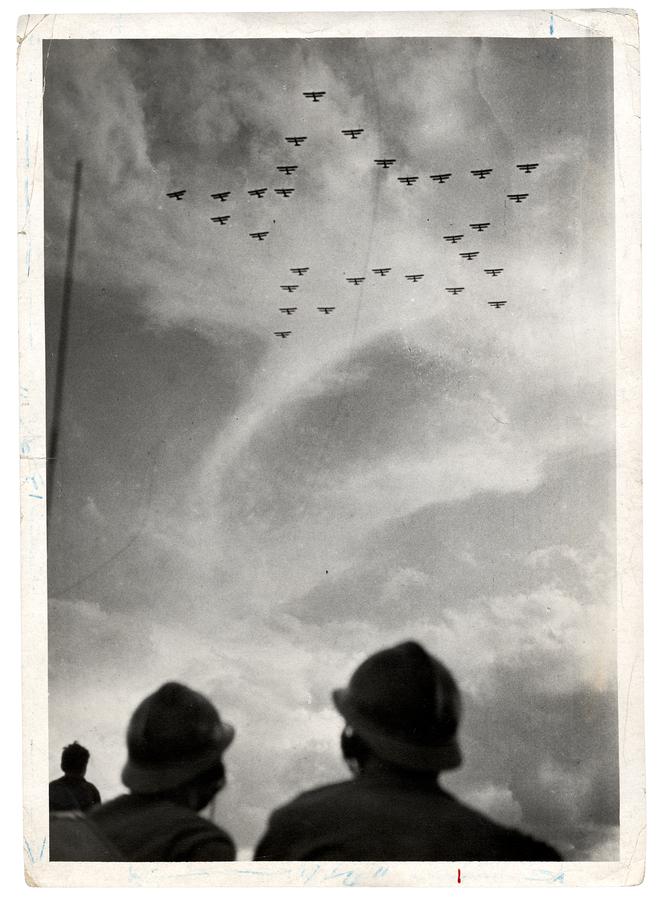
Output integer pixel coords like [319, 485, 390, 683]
[211, 191, 230, 201]
[166, 190, 186, 200]
[279, 308, 298, 315]
[443, 234, 464, 244]
[484, 268, 504, 277]
[460, 252, 479, 260]
[347, 277, 366, 285]
[274, 331, 292, 338]
[274, 188, 295, 198]
[471, 168, 493, 179]
[317, 307, 336, 315]
[290, 267, 309, 276]
[517, 163, 539, 173]
[285, 136, 307, 147]
[446, 287, 464, 295]
[342, 129, 364, 139]
[372, 268, 391, 276]
[303, 91, 325, 102]
[210, 216, 230, 224]
[398, 176, 419, 185]
[248, 188, 267, 198]
[280, 285, 299, 293]
[405, 274, 424, 282]
[469, 222, 490, 232]
[249, 231, 269, 241]
[374, 158, 396, 168]
[488, 301, 507, 308]
[507, 193, 529, 203]
[429, 173, 451, 183]
[277, 165, 298, 175]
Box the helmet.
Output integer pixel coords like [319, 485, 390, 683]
[121, 682, 235, 793]
[332, 641, 462, 771]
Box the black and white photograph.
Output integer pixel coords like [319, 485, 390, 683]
[17, 9, 643, 888]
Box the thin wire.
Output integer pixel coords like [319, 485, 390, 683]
[47, 160, 82, 518]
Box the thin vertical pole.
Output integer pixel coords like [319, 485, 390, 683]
[47, 159, 82, 518]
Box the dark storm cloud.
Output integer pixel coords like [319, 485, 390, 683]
[286, 450, 614, 625]
[46, 277, 266, 600]
[118, 39, 316, 169]
[452, 686, 619, 858]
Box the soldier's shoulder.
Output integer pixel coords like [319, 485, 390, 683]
[442, 792, 561, 860]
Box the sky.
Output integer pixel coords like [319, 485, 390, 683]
[44, 36, 618, 859]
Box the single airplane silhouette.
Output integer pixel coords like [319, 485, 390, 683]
[429, 173, 451, 183]
[277, 165, 298, 175]
[372, 268, 391, 276]
[166, 190, 186, 200]
[248, 188, 267, 198]
[303, 91, 325, 102]
[443, 234, 464, 244]
[274, 188, 295, 197]
[290, 267, 309, 276]
[279, 308, 297, 315]
[342, 129, 364, 139]
[274, 331, 292, 338]
[285, 136, 307, 147]
[405, 274, 424, 282]
[484, 268, 504, 277]
[211, 191, 230, 201]
[317, 307, 335, 314]
[398, 176, 419, 185]
[517, 163, 539, 173]
[446, 287, 464, 295]
[374, 158, 396, 168]
[210, 215, 230, 224]
[280, 285, 299, 292]
[507, 193, 529, 203]
[459, 251, 479, 260]
[469, 222, 490, 232]
[471, 168, 493, 179]
[250, 231, 269, 241]
[347, 277, 366, 285]
[488, 301, 507, 308]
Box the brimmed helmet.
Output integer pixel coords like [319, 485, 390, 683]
[332, 641, 462, 771]
[121, 682, 235, 793]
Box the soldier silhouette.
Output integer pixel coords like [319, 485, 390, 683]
[49, 741, 101, 813]
[89, 682, 236, 861]
[255, 641, 561, 861]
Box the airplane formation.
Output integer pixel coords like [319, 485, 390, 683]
[164, 88, 540, 339]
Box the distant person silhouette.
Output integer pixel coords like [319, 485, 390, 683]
[49, 741, 101, 813]
[89, 682, 236, 861]
[254, 641, 561, 861]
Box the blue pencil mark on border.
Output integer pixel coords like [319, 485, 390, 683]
[550, 13, 555, 36]
[236, 868, 273, 876]
[527, 868, 566, 883]
[23, 838, 34, 864]
[25, 126, 30, 167]
[25, 239, 31, 277]
[322, 866, 359, 886]
[29, 494, 43, 500]
[168, 869, 210, 878]
[300, 863, 321, 884]
[39, 836, 46, 860]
